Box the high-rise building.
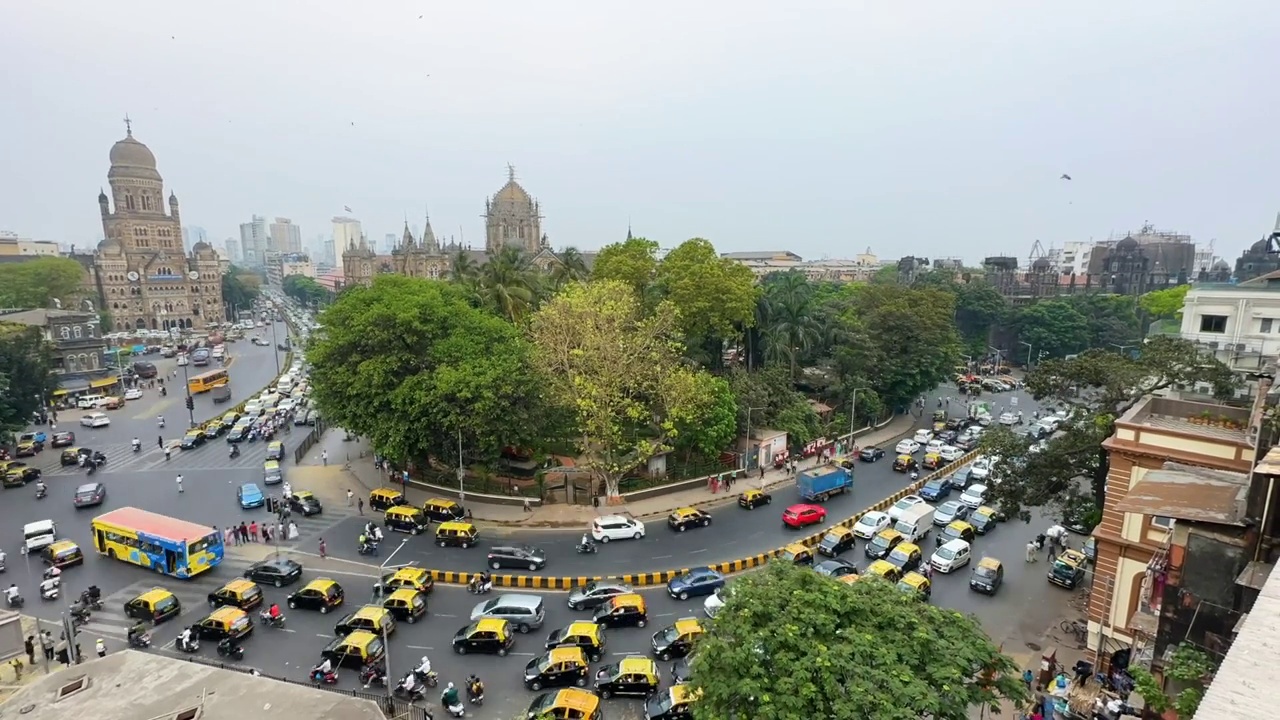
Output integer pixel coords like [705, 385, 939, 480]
[269, 217, 302, 255]
[322, 237, 336, 267]
[332, 216, 363, 252]
[181, 226, 207, 253]
[239, 215, 268, 266]
[224, 237, 241, 264]
[384, 233, 396, 254]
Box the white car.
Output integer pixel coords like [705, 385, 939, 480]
[924, 440, 946, 455]
[591, 515, 646, 543]
[998, 412, 1018, 426]
[277, 398, 297, 413]
[176, 354, 189, 366]
[79, 413, 110, 428]
[913, 429, 934, 445]
[704, 589, 726, 618]
[960, 483, 988, 508]
[895, 439, 921, 455]
[1040, 416, 1063, 431]
[853, 510, 891, 539]
[887, 495, 926, 522]
[970, 456, 994, 480]
[938, 446, 964, 462]
[930, 539, 972, 573]
[123, 387, 143, 400]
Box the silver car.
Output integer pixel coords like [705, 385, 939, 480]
[470, 593, 545, 633]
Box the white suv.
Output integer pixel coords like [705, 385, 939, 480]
[591, 515, 646, 543]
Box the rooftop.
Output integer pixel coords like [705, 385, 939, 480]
[0, 308, 96, 326]
[1117, 396, 1250, 445]
[0, 651, 386, 720]
[1113, 462, 1249, 526]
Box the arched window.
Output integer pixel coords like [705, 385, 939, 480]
[89, 354, 99, 369]
[72, 326, 82, 339]
[67, 355, 78, 372]
[135, 318, 146, 330]
[59, 326, 70, 339]
[125, 195, 135, 211]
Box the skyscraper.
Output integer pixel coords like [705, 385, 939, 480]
[224, 238, 242, 263]
[269, 217, 302, 254]
[239, 215, 268, 266]
[332, 216, 363, 252]
[384, 233, 396, 254]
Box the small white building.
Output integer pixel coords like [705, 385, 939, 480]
[1178, 271, 1280, 396]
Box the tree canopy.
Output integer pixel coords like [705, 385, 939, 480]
[0, 257, 88, 310]
[306, 275, 553, 466]
[222, 266, 261, 310]
[691, 563, 1027, 720]
[653, 238, 758, 342]
[0, 323, 56, 436]
[590, 236, 659, 296]
[1139, 284, 1191, 320]
[281, 275, 328, 306]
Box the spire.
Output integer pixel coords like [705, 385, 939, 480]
[422, 206, 437, 251]
[507, 163, 516, 182]
[626, 217, 633, 241]
[401, 221, 415, 249]
[123, 114, 133, 137]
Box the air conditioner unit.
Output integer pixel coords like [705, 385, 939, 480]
[1207, 341, 1220, 349]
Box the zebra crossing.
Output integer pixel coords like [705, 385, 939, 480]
[76, 504, 361, 642]
[33, 429, 310, 477]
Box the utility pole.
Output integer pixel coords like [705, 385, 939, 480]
[848, 387, 870, 449]
[457, 428, 465, 504]
[1019, 341, 1034, 370]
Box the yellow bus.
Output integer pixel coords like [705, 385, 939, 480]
[91, 507, 224, 579]
[188, 369, 229, 394]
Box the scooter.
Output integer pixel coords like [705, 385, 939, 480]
[357, 542, 379, 557]
[392, 675, 426, 702]
[216, 637, 244, 661]
[132, 441, 141, 453]
[360, 664, 387, 688]
[128, 632, 152, 649]
[412, 667, 439, 688]
[575, 542, 598, 555]
[6, 594, 24, 609]
[256, 609, 286, 628]
[69, 606, 91, 627]
[177, 633, 200, 653]
[40, 580, 59, 601]
[86, 463, 97, 476]
[310, 667, 338, 685]
[442, 691, 465, 718]
[35, 486, 46, 500]
[467, 579, 492, 595]
[467, 680, 484, 706]
[78, 592, 103, 612]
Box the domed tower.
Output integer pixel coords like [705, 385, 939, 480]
[168, 191, 181, 225]
[484, 165, 543, 254]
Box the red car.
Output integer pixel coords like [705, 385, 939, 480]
[782, 503, 827, 529]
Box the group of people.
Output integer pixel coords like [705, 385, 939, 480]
[357, 522, 383, 553]
[1025, 524, 1071, 562]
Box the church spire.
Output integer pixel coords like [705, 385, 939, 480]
[422, 206, 437, 252]
[626, 218, 633, 241]
[401, 221, 415, 250]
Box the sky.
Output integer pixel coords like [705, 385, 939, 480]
[3, 1, 1278, 265]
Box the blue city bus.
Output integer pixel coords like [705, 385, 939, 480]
[91, 507, 224, 579]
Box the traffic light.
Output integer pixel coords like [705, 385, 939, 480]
[185, 396, 194, 411]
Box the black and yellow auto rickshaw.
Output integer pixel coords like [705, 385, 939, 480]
[592, 593, 649, 629]
[544, 621, 606, 662]
[194, 606, 253, 640]
[969, 556, 1004, 595]
[865, 559, 903, 583]
[334, 604, 397, 637]
[384, 505, 430, 535]
[422, 497, 466, 523]
[817, 526, 856, 557]
[124, 587, 181, 624]
[651, 617, 703, 661]
[207, 578, 263, 611]
[435, 521, 478, 549]
[321, 630, 386, 669]
[779, 542, 815, 566]
[922, 452, 944, 470]
[897, 571, 932, 600]
[43, 540, 84, 569]
[453, 617, 515, 656]
[886, 542, 923, 574]
[368, 487, 406, 512]
[737, 488, 772, 510]
[524, 646, 590, 691]
[593, 655, 661, 699]
[376, 565, 435, 596]
[382, 588, 428, 623]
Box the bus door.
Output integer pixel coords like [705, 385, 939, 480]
[165, 549, 178, 574]
[95, 528, 106, 552]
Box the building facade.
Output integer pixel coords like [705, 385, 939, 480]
[1179, 272, 1280, 381]
[0, 232, 61, 257]
[0, 306, 119, 396]
[265, 252, 314, 287]
[238, 215, 267, 266]
[268, 217, 302, 254]
[485, 165, 544, 254]
[722, 248, 887, 282]
[80, 125, 224, 332]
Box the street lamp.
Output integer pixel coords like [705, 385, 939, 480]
[743, 406, 766, 472]
[1019, 341, 1035, 369]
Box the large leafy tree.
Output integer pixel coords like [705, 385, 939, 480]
[671, 375, 738, 460]
[1139, 284, 1191, 321]
[476, 246, 539, 324]
[1014, 300, 1091, 361]
[590, 236, 659, 296]
[953, 281, 1009, 356]
[653, 238, 758, 344]
[528, 280, 720, 498]
[980, 336, 1238, 520]
[222, 265, 261, 311]
[0, 257, 88, 309]
[1065, 294, 1142, 351]
[726, 366, 824, 453]
[0, 323, 57, 436]
[756, 272, 823, 380]
[306, 275, 552, 466]
[692, 563, 1027, 720]
[281, 275, 328, 306]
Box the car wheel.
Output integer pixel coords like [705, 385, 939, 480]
[529, 680, 541, 691]
[601, 690, 612, 699]
[528, 563, 538, 571]
[461, 541, 470, 549]
[274, 578, 283, 588]
[569, 601, 581, 611]
[517, 623, 530, 634]
[491, 561, 501, 570]
[633, 532, 642, 540]
[679, 591, 689, 600]
[407, 615, 416, 624]
[591, 652, 602, 662]
[107, 549, 117, 560]
[288, 600, 296, 609]
[637, 619, 646, 628]
[599, 535, 610, 543]
[678, 525, 686, 532]
[659, 650, 671, 661]
[455, 645, 466, 655]
[575, 677, 587, 687]
[437, 540, 446, 547]
[320, 605, 328, 614]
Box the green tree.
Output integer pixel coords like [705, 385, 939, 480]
[1066, 295, 1142, 350]
[590, 236, 659, 296]
[222, 265, 260, 311]
[953, 281, 1008, 355]
[0, 323, 57, 436]
[476, 246, 539, 324]
[0, 257, 88, 309]
[1130, 643, 1216, 718]
[1014, 300, 1091, 361]
[869, 265, 901, 284]
[653, 238, 758, 342]
[981, 336, 1238, 519]
[307, 275, 552, 467]
[671, 375, 738, 460]
[726, 366, 824, 452]
[528, 280, 721, 498]
[281, 275, 328, 306]
[692, 563, 1027, 720]
[1139, 284, 1191, 320]
[757, 272, 823, 380]
[549, 246, 590, 289]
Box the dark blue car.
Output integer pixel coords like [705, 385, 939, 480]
[919, 479, 951, 502]
[667, 567, 724, 600]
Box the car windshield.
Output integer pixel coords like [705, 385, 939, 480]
[935, 547, 955, 560]
[658, 626, 679, 643]
[857, 516, 878, 528]
[870, 535, 891, 549]
[925, 482, 943, 492]
[888, 548, 911, 564]
[973, 567, 996, 579]
[940, 502, 960, 514]
[894, 499, 915, 511]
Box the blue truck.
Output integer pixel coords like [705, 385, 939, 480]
[796, 465, 853, 502]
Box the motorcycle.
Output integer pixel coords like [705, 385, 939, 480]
[128, 632, 152, 649]
[6, 594, 24, 609]
[359, 664, 387, 688]
[131, 441, 141, 453]
[229, 446, 240, 459]
[357, 542, 379, 557]
[442, 691, 465, 718]
[575, 542, 598, 555]
[157, 418, 165, 428]
[392, 675, 426, 702]
[35, 486, 46, 500]
[467, 680, 484, 706]
[310, 667, 338, 685]
[69, 605, 91, 626]
[86, 463, 96, 476]
[413, 667, 439, 688]
[40, 580, 60, 601]
[177, 634, 200, 653]
[256, 610, 286, 628]
[216, 637, 244, 661]
[92, 453, 107, 467]
[467, 579, 492, 595]
[79, 593, 104, 612]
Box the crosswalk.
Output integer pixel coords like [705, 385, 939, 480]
[28, 426, 315, 477]
[77, 503, 362, 642]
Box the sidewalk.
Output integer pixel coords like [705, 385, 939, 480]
[301, 411, 920, 530]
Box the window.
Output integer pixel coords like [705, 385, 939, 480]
[1264, 319, 1275, 334]
[1199, 315, 1227, 333]
[57, 676, 91, 699]
[1151, 516, 1174, 530]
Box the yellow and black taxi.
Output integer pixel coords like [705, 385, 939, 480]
[179, 430, 205, 449]
[523, 688, 604, 720]
[864, 528, 905, 561]
[886, 542, 923, 574]
[287, 577, 345, 614]
[369, 487, 407, 512]
[321, 630, 386, 670]
[737, 488, 772, 510]
[124, 587, 181, 624]
[970, 506, 1001, 534]
[263, 460, 283, 486]
[266, 440, 285, 461]
[15, 440, 41, 458]
[288, 490, 323, 516]
[435, 521, 478, 548]
[207, 578, 263, 611]
[201, 421, 223, 440]
[43, 540, 84, 569]
[545, 621, 606, 662]
[524, 646, 590, 691]
[194, 606, 253, 640]
[376, 565, 435, 596]
[935, 520, 977, 548]
[384, 505, 430, 535]
[594, 655, 661, 699]
[651, 617, 703, 661]
[779, 542, 815, 566]
[592, 593, 649, 629]
[422, 497, 466, 523]
[893, 454, 918, 472]
[897, 571, 932, 601]
[817, 526, 856, 557]
[2, 461, 40, 487]
[453, 617, 515, 656]
[921, 452, 944, 470]
[334, 604, 397, 637]
[969, 556, 1005, 595]
[219, 411, 241, 430]
[644, 683, 700, 720]
[865, 559, 903, 583]
[1048, 548, 1088, 589]
[667, 507, 712, 532]
[382, 588, 428, 624]
[60, 447, 90, 466]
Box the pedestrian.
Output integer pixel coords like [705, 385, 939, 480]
[224, 526, 234, 546]
[277, 521, 285, 540]
[9, 657, 22, 680]
[282, 481, 291, 499]
[95, 638, 106, 658]
[1022, 669, 1035, 691]
[758, 465, 765, 480]
[346, 488, 353, 506]
[322, 450, 329, 466]
[164, 446, 171, 461]
[288, 521, 298, 540]
[1047, 543, 1058, 563]
[523, 497, 532, 513]
[239, 522, 249, 544]
[157, 435, 164, 449]
[175, 474, 183, 493]
[249, 521, 259, 542]
[41, 632, 54, 661]
[24, 635, 35, 665]
[357, 497, 364, 515]
[1025, 540, 1038, 562]
[261, 524, 271, 543]
[318, 538, 327, 559]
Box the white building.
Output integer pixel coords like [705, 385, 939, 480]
[223, 237, 241, 264]
[265, 252, 314, 287]
[239, 215, 268, 266]
[1178, 272, 1280, 395]
[723, 248, 888, 282]
[269, 217, 303, 254]
[332, 216, 363, 253]
[1058, 240, 1095, 276]
[0, 231, 61, 257]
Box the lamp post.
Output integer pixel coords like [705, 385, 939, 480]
[180, 360, 195, 429]
[847, 387, 870, 451]
[988, 346, 1003, 375]
[1019, 341, 1034, 370]
[743, 406, 766, 473]
[456, 428, 465, 504]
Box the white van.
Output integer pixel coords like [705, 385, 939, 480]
[24, 520, 57, 551]
[76, 394, 106, 409]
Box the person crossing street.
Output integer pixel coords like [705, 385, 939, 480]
[176, 474, 184, 494]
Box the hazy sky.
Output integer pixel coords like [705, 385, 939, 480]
[3, 2, 1278, 264]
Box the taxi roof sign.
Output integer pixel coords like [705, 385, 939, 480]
[673, 617, 703, 635]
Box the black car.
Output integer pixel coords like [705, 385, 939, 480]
[50, 432, 76, 448]
[670, 656, 692, 684]
[179, 433, 205, 450]
[947, 467, 974, 490]
[243, 558, 303, 588]
[203, 424, 223, 440]
[227, 425, 250, 443]
[72, 482, 106, 508]
[567, 581, 633, 611]
[813, 559, 859, 578]
[488, 545, 547, 571]
[937, 430, 958, 444]
[288, 492, 323, 516]
[859, 447, 885, 462]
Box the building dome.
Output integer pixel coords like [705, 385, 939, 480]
[1031, 257, 1051, 271]
[494, 179, 531, 204]
[192, 240, 212, 253]
[1251, 238, 1271, 254]
[1116, 236, 1139, 251]
[108, 132, 161, 181]
[96, 236, 123, 254]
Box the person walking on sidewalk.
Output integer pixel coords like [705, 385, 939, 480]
[523, 497, 532, 513]
[322, 450, 329, 466]
[249, 521, 259, 542]
[176, 474, 184, 493]
[24, 636, 35, 665]
[95, 639, 106, 658]
[346, 489, 353, 506]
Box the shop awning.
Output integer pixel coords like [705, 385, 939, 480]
[90, 377, 120, 389]
[56, 377, 92, 395]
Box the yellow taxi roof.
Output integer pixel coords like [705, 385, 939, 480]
[896, 454, 912, 461]
[896, 542, 921, 554]
[839, 574, 861, 585]
[49, 540, 78, 552]
[264, 460, 280, 469]
[565, 621, 601, 638]
[825, 526, 854, 538]
[610, 593, 645, 607]
[437, 521, 475, 532]
[474, 617, 508, 633]
[673, 618, 703, 635]
[268, 441, 282, 448]
[386, 505, 420, 516]
[618, 656, 657, 675]
[974, 506, 997, 516]
[977, 556, 1002, 569]
[425, 497, 458, 508]
[947, 520, 974, 532]
[137, 587, 174, 603]
[387, 588, 421, 601]
[183, 430, 201, 437]
[547, 646, 587, 664]
[354, 605, 389, 620]
[867, 560, 898, 576]
[393, 567, 429, 580]
[876, 528, 903, 540]
[223, 579, 257, 593]
[783, 542, 810, 555]
[343, 630, 379, 648]
[741, 488, 763, 497]
[672, 507, 699, 516]
[670, 684, 701, 703]
[900, 571, 930, 588]
[209, 606, 246, 622]
[371, 488, 403, 497]
[550, 688, 600, 712]
[304, 577, 338, 591]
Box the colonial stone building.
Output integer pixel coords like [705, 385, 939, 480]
[80, 122, 224, 331]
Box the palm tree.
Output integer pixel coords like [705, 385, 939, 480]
[759, 272, 821, 379]
[550, 246, 589, 289]
[449, 250, 479, 283]
[478, 246, 538, 324]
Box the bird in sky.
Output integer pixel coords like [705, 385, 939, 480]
[1060, 174, 1072, 180]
